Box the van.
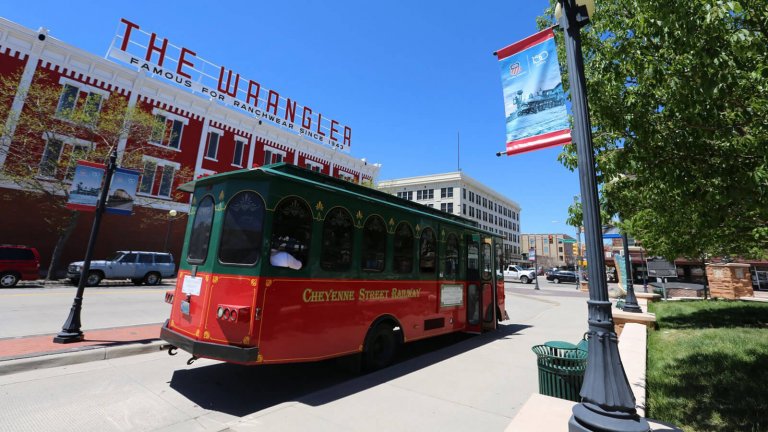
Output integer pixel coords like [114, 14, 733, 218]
[0, 245, 41, 287]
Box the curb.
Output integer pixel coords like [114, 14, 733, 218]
[0, 339, 166, 376]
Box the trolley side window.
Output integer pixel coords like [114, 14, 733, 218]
[393, 222, 414, 274]
[362, 216, 387, 272]
[419, 228, 436, 274]
[219, 191, 265, 265]
[320, 208, 354, 271]
[187, 195, 215, 264]
[444, 233, 459, 279]
[467, 241, 480, 280]
[481, 242, 492, 280]
[270, 197, 312, 270]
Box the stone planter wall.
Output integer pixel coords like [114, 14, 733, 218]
[705, 263, 754, 299]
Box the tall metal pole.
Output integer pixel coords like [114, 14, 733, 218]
[640, 248, 648, 293]
[534, 244, 540, 290]
[558, 1, 650, 430]
[621, 232, 642, 313]
[576, 226, 582, 290]
[54, 150, 117, 344]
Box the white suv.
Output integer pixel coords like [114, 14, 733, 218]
[67, 251, 176, 286]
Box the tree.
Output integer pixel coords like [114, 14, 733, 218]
[538, 0, 768, 260]
[0, 72, 192, 279]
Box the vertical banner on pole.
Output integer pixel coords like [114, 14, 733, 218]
[495, 28, 571, 155]
[105, 167, 140, 216]
[66, 161, 105, 212]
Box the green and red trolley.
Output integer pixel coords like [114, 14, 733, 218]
[161, 163, 509, 369]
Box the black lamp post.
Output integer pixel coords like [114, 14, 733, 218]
[556, 0, 650, 430]
[639, 247, 648, 293]
[621, 232, 642, 313]
[163, 209, 177, 252]
[54, 150, 117, 344]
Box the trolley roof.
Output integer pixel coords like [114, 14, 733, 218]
[180, 163, 498, 236]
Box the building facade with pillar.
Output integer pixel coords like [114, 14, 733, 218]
[0, 17, 379, 275]
[377, 172, 522, 264]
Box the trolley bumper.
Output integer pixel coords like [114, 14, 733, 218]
[160, 320, 260, 363]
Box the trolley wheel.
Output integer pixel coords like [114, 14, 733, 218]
[85, 271, 102, 287]
[520, 276, 529, 284]
[144, 272, 161, 286]
[363, 324, 397, 371]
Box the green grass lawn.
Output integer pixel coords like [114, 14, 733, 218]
[647, 300, 768, 432]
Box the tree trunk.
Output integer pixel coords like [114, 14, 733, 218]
[44, 210, 80, 283]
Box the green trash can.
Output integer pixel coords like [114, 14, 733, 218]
[531, 340, 588, 402]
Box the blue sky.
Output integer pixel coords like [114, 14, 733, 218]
[2, 0, 582, 236]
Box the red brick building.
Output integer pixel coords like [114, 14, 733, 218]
[0, 18, 379, 276]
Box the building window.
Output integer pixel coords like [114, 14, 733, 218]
[417, 189, 434, 200]
[462, 204, 466, 215]
[463, 188, 466, 199]
[440, 203, 453, 213]
[339, 172, 356, 182]
[232, 138, 246, 167]
[441, 187, 453, 198]
[263, 147, 285, 165]
[38, 135, 92, 180]
[150, 110, 186, 150]
[469, 207, 475, 217]
[205, 131, 220, 160]
[138, 157, 179, 198]
[397, 191, 413, 200]
[305, 160, 323, 172]
[55, 80, 107, 121]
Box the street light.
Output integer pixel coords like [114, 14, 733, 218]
[54, 149, 117, 344]
[164, 209, 178, 252]
[556, 0, 651, 431]
[621, 231, 642, 313]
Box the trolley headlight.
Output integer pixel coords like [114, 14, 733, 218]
[217, 306, 225, 319]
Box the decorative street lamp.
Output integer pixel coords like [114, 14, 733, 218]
[54, 150, 117, 344]
[555, 0, 651, 430]
[621, 232, 642, 313]
[163, 209, 178, 252]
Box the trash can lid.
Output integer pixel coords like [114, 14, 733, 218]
[544, 340, 577, 350]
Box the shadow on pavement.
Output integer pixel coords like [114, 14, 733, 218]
[169, 322, 531, 417]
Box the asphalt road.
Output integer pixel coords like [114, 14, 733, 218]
[0, 283, 173, 339]
[0, 286, 590, 432]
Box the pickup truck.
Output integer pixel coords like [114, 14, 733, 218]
[503, 265, 536, 284]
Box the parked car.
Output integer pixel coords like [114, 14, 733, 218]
[0, 244, 40, 287]
[67, 251, 175, 286]
[546, 270, 579, 284]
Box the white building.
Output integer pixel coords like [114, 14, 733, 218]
[378, 172, 523, 262]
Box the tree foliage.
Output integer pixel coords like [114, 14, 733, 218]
[539, 0, 768, 260]
[0, 72, 192, 278]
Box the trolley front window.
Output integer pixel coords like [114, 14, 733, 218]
[187, 196, 215, 264]
[219, 191, 265, 265]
